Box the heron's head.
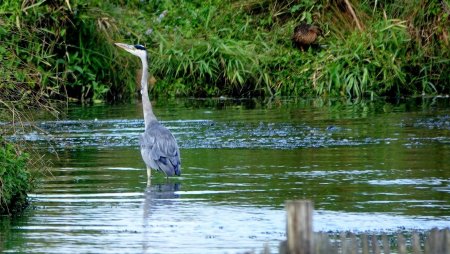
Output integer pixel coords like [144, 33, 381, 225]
[115, 43, 147, 59]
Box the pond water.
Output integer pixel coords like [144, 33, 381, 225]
[1, 98, 450, 253]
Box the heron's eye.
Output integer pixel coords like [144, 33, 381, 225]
[135, 45, 147, 50]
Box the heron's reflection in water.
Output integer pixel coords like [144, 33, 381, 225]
[142, 181, 181, 253]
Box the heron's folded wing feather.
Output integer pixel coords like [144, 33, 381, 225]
[139, 133, 155, 150]
[151, 132, 178, 158]
[141, 124, 181, 175]
[152, 131, 181, 175]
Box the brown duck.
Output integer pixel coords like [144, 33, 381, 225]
[292, 23, 322, 51]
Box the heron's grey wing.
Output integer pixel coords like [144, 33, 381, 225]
[152, 130, 181, 176]
[139, 133, 159, 170]
[143, 124, 181, 176]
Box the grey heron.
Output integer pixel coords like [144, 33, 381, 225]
[115, 43, 181, 183]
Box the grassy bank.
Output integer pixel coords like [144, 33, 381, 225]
[135, 0, 450, 98]
[1, 0, 449, 102]
[0, 0, 136, 104]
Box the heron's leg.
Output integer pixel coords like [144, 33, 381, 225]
[162, 171, 169, 182]
[146, 167, 152, 186]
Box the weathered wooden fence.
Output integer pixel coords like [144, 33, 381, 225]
[272, 200, 450, 254]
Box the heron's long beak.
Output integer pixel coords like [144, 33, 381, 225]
[114, 43, 134, 53]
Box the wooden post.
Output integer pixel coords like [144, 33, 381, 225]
[426, 228, 450, 254]
[361, 234, 369, 254]
[382, 234, 390, 254]
[349, 233, 358, 254]
[411, 232, 421, 254]
[398, 233, 406, 254]
[285, 200, 313, 254]
[342, 232, 358, 254]
[372, 234, 381, 254]
[313, 233, 337, 254]
[445, 229, 450, 254]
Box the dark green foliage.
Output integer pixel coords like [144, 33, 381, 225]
[0, 0, 135, 104]
[309, 19, 411, 98]
[1, 0, 449, 101]
[0, 137, 30, 215]
[131, 0, 449, 98]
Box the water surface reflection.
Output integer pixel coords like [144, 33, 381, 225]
[1, 98, 449, 253]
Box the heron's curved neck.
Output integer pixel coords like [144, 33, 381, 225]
[140, 56, 156, 129]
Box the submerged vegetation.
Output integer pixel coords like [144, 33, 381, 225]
[0, 0, 449, 102]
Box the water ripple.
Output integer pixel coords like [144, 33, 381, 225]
[7, 119, 390, 150]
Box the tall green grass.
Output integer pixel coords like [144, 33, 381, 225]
[307, 19, 411, 98]
[1, 0, 449, 101]
[0, 0, 136, 104]
[140, 0, 449, 99]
